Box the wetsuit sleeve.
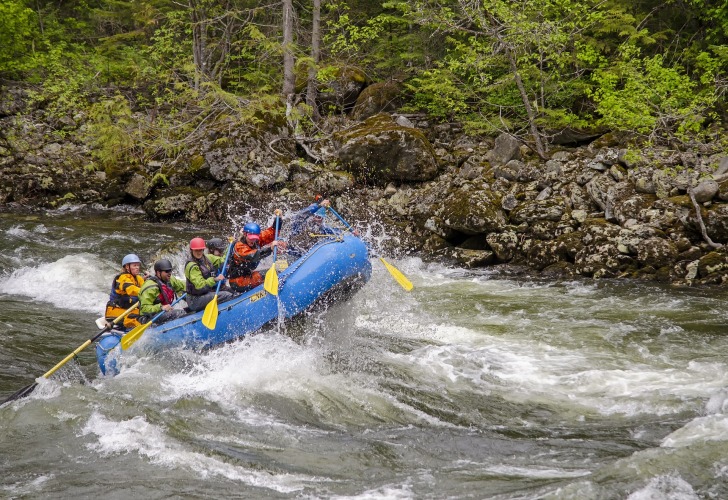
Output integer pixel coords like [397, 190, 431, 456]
[171, 276, 186, 294]
[260, 226, 277, 246]
[207, 253, 225, 269]
[139, 282, 162, 315]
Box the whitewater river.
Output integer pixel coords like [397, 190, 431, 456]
[1, 207, 727, 499]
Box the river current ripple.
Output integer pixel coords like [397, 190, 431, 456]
[1, 208, 727, 499]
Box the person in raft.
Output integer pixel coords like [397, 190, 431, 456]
[138, 259, 187, 325]
[227, 217, 286, 293]
[286, 198, 336, 258]
[184, 237, 234, 312]
[104, 253, 145, 330]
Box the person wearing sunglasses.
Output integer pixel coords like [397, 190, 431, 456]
[138, 259, 187, 325]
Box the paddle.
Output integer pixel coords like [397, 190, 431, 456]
[328, 207, 414, 292]
[264, 210, 282, 296]
[121, 293, 188, 349]
[1, 301, 140, 405]
[201, 240, 234, 330]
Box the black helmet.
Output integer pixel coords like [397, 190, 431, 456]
[207, 237, 226, 251]
[154, 259, 174, 272]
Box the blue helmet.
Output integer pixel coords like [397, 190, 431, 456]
[243, 222, 261, 235]
[121, 254, 141, 266]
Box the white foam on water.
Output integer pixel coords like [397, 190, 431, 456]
[159, 334, 330, 402]
[331, 482, 415, 500]
[6, 223, 50, 237]
[660, 414, 728, 448]
[0, 474, 54, 496]
[155, 333, 433, 427]
[482, 464, 591, 479]
[80, 411, 314, 492]
[0, 253, 111, 312]
[376, 317, 728, 418]
[626, 473, 699, 500]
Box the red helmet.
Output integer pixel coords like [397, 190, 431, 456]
[190, 237, 206, 250]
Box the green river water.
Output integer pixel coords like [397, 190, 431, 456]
[1, 207, 727, 499]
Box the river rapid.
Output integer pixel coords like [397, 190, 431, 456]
[1, 207, 727, 499]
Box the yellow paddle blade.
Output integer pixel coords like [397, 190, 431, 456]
[121, 321, 152, 350]
[201, 295, 219, 330]
[379, 257, 414, 291]
[264, 266, 279, 296]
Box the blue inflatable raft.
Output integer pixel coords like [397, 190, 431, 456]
[96, 233, 372, 374]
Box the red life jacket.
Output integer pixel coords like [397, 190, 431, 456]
[147, 276, 176, 305]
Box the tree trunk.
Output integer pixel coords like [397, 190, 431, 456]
[306, 0, 321, 122]
[188, 0, 208, 91]
[282, 0, 296, 99]
[506, 47, 547, 159]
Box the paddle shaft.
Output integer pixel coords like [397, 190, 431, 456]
[1, 300, 139, 405]
[328, 207, 352, 231]
[122, 293, 187, 349]
[272, 213, 281, 263]
[145, 293, 188, 325]
[263, 212, 283, 296]
[328, 207, 413, 291]
[214, 242, 234, 295]
[44, 301, 139, 377]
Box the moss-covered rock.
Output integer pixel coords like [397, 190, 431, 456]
[335, 113, 439, 183]
[316, 65, 369, 115]
[510, 197, 568, 224]
[697, 251, 728, 277]
[351, 81, 404, 121]
[441, 187, 506, 234]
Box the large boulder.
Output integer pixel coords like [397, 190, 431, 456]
[510, 197, 568, 224]
[316, 65, 369, 115]
[351, 81, 404, 121]
[206, 145, 289, 189]
[440, 187, 506, 234]
[486, 133, 521, 166]
[335, 113, 439, 183]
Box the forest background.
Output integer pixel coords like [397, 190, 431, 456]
[0, 0, 725, 171]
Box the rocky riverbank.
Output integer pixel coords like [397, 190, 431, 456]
[2, 82, 728, 286]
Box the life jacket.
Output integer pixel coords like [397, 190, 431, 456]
[185, 255, 216, 296]
[228, 272, 264, 293]
[228, 241, 268, 278]
[144, 276, 176, 305]
[107, 272, 144, 309]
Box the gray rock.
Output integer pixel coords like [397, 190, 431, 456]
[486, 231, 519, 261]
[501, 193, 518, 211]
[636, 237, 678, 268]
[486, 133, 521, 166]
[536, 187, 552, 201]
[395, 115, 414, 128]
[717, 157, 728, 176]
[510, 197, 567, 223]
[585, 175, 615, 210]
[691, 180, 719, 203]
[336, 114, 439, 183]
[124, 174, 150, 200]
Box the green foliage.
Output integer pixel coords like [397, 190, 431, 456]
[324, 1, 434, 77]
[590, 45, 718, 141]
[1, 0, 725, 163]
[85, 94, 139, 169]
[0, 0, 37, 78]
[151, 172, 170, 187]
